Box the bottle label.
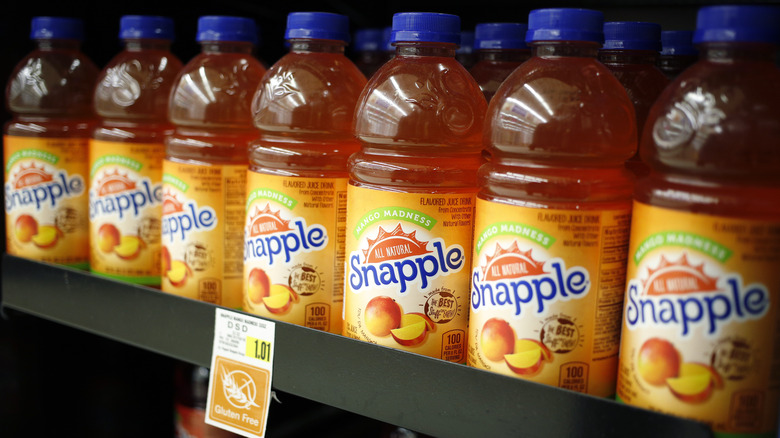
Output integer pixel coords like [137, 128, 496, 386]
[161, 160, 246, 308]
[89, 140, 164, 284]
[617, 201, 780, 436]
[468, 198, 631, 397]
[343, 185, 476, 362]
[243, 172, 348, 334]
[4, 136, 89, 267]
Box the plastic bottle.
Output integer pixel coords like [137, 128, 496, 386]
[616, 6, 780, 437]
[469, 22, 530, 102]
[657, 30, 697, 79]
[382, 26, 394, 60]
[344, 13, 487, 362]
[599, 22, 669, 177]
[471, 8, 635, 397]
[353, 28, 386, 78]
[161, 16, 266, 308]
[89, 16, 182, 286]
[244, 12, 366, 334]
[456, 30, 477, 69]
[4, 17, 98, 268]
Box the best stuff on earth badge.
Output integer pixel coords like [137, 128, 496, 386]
[206, 309, 275, 437]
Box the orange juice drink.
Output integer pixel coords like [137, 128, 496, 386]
[162, 16, 266, 308]
[244, 12, 366, 333]
[90, 16, 182, 286]
[469, 22, 530, 102]
[344, 13, 487, 361]
[470, 8, 636, 397]
[617, 6, 780, 437]
[4, 17, 98, 268]
[599, 22, 669, 177]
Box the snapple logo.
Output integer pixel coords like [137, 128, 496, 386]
[625, 253, 769, 336]
[348, 224, 464, 294]
[471, 241, 590, 316]
[244, 204, 327, 265]
[5, 161, 84, 212]
[89, 168, 161, 220]
[161, 190, 216, 243]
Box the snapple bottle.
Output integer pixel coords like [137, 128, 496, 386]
[344, 13, 487, 362]
[469, 22, 530, 102]
[162, 16, 266, 307]
[599, 22, 669, 177]
[658, 31, 697, 79]
[617, 6, 780, 437]
[470, 8, 635, 397]
[90, 16, 182, 286]
[352, 28, 386, 78]
[4, 17, 98, 268]
[245, 12, 366, 333]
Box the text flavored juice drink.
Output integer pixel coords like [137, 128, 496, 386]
[617, 6, 780, 436]
[344, 13, 487, 361]
[599, 22, 669, 177]
[4, 17, 98, 268]
[469, 22, 530, 102]
[90, 16, 182, 286]
[162, 17, 266, 307]
[245, 12, 366, 333]
[471, 9, 636, 396]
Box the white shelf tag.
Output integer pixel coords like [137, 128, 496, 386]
[205, 308, 275, 438]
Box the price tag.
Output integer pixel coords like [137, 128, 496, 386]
[206, 309, 275, 438]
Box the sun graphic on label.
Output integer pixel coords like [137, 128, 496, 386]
[162, 189, 184, 215]
[482, 241, 546, 281]
[11, 161, 53, 189]
[363, 224, 429, 263]
[642, 253, 719, 295]
[247, 204, 291, 237]
[220, 365, 260, 410]
[96, 168, 136, 196]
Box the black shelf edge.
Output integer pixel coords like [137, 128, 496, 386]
[1, 254, 712, 438]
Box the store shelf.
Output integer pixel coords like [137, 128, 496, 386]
[1, 254, 712, 438]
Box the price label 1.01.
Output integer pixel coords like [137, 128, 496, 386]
[208, 309, 275, 438]
[246, 336, 272, 363]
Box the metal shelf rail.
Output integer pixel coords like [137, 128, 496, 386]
[1, 254, 712, 438]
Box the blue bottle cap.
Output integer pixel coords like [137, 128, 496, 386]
[694, 5, 780, 44]
[382, 26, 393, 51]
[526, 8, 604, 44]
[197, 16, 258, 44]
[475, 23, 529, 50]
[354, 28, 383, 51]
[457, 30, 475, 54]
[285, 12, 350, 42]
[30, 17, 84, 40]
[119, 16, 175, 40]
[660, 31, 696, 56]
[391, 13, 461, 45]
[602, 22, 662, 51]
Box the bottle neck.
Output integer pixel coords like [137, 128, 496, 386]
[289, 39, 346, 54]
[531, 41, 600, 58]
[395, 41, 457, 58]
[598, 50, 659, 65]
[200, 41, 253, 54]
[477, 49, 532, 62]
[124, 39, 172, 51]
[36, 39, 81, 51]
[698, 42, 777, 63]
